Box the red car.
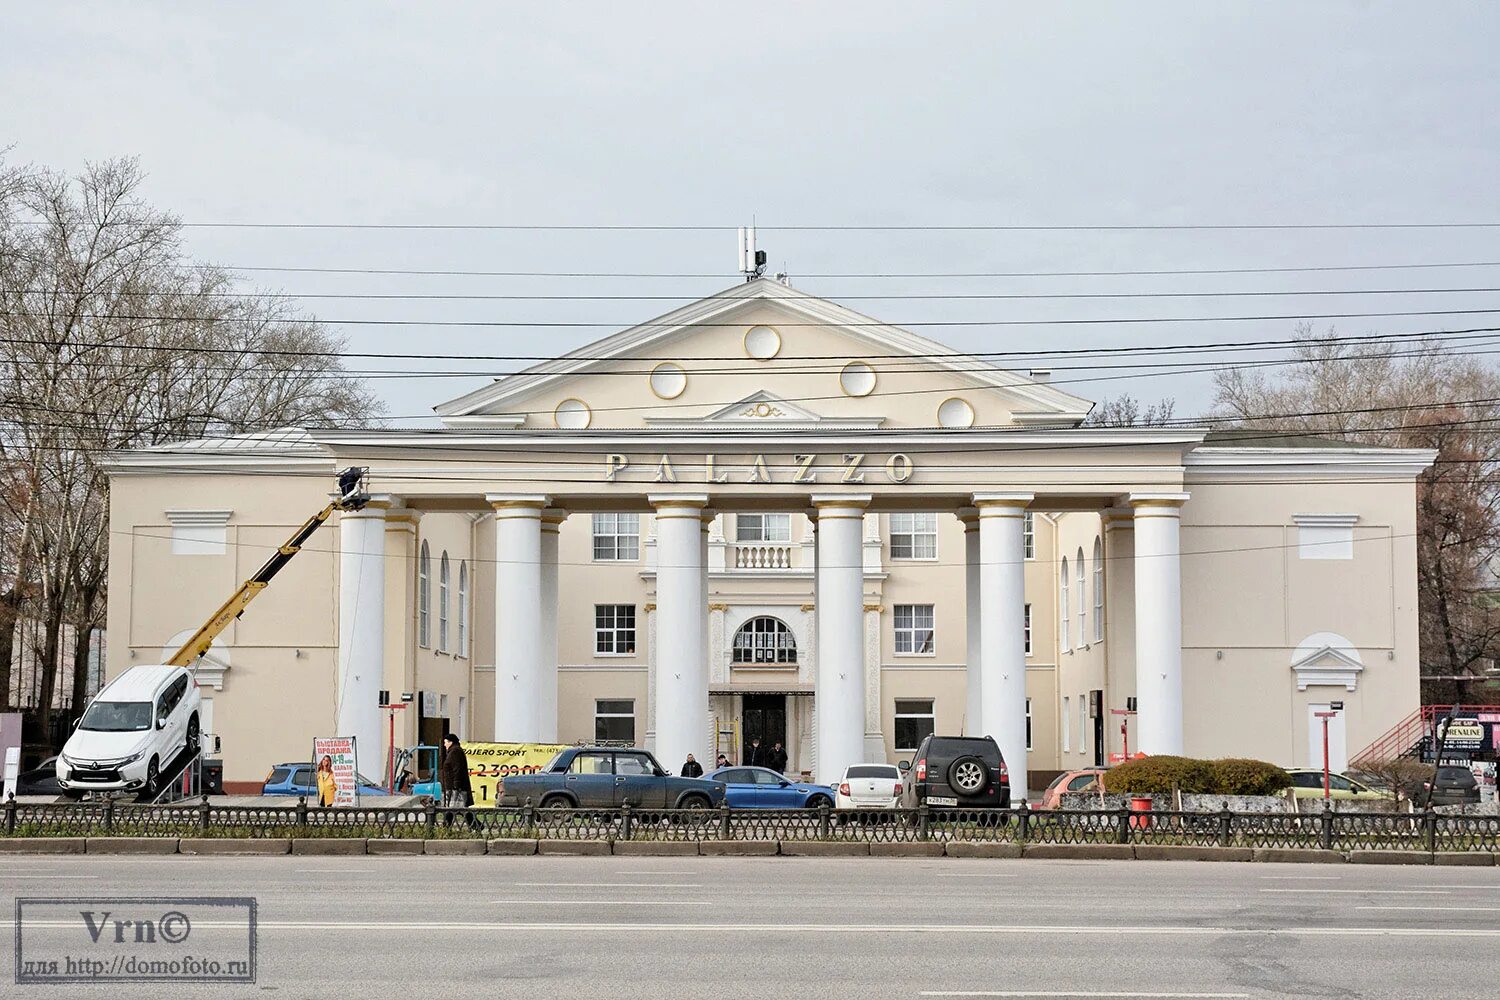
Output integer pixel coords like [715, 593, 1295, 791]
[1036, 767, 1109, 810]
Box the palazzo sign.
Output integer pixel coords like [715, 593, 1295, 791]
[602, 453, 916, 485]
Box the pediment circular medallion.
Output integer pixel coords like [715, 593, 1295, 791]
[744, 325, 781, 361]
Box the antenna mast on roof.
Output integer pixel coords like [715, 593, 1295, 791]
[738, 225, 766, 281]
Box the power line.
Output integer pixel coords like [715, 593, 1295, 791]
[45, 221, 1500, 231]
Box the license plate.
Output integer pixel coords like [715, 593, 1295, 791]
[928, 795, 958, 806]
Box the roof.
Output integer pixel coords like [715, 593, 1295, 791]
[136, 427, 321, 455]
[98, 664, 182, 699]
[1202, 429, 1368, 449]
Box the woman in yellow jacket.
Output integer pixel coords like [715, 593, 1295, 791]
[316, 755, 337, 807]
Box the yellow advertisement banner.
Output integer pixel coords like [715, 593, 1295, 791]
[464, 742, 570, 808]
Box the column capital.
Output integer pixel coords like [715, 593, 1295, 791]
[1128, 491, 1190, 511]
[1101, 506, 1135, 529]
[956, 506, 980, 527]
[540, 507, 569, 531]
[337, 493, 400, 514]
[809, 494, 872, 517]
[647, 493, 710, 512]
[972, 492, 1035, 510]
[486, 493, 551, 511]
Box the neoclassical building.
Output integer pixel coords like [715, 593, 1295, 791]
[103, 278, 1434, 795]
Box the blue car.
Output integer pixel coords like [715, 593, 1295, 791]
[705, 766, 834, 809]
[262, 762, 390, 799]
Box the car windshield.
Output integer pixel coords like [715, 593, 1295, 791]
[847, 765, 898, 779]
[79, 701, 152, 732]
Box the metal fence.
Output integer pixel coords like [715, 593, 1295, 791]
[4, 797, 1498, 852]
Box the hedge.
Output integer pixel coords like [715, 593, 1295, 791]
[1102, 756, 1291, 796]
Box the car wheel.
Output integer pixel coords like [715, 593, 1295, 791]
[678, 794, 711, 810]
[803, 795, 832, 810]
[947, 756, 990, 796]
[538, 795, 572, 811]
[186, 714, 200, 754]
[144, 756, 160, 794]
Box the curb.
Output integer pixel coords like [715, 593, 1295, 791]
[538, 839, 610, 856]
[367, 839, 424, 855]
[872, 842, 945, 858]
[945, 842, 1023, 859]
[779, 841, 871, 857]
[86, 837, 179, 855]
[178, 838, 291, 855]
[699, 840, 778, 856]
[0, 838, 85, 854]
[292, 838, 367, 855]
[613, 840, 699, 856]
[1251, 848, 1346, 864]
[1133, 845, 1254, 863]
[487, 839, 539, 855]
[1022, 843, 1134, 861]
[1348, 850, 1433, 866]
[425, 839, 485, 855]
[1435, 852, 1495, 866]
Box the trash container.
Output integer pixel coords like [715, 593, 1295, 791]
[201, 759, 224, 796]
[1129, 795, 1152, 829]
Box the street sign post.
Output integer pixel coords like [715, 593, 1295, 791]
[1314, 709, 1340, 798]
[1111, 708, 1137, 761]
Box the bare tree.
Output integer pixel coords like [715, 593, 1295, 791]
[0, 156, 380, 737]
[1083, 393, 1177, 427]
[1213, 325, 1500, 700]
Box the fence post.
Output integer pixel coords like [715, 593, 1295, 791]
[1218, 803, 1233, 848]
[817, 800, 832, 840]
[917, 802, 930, 842]
[1115, 803, 1130, 845]
[718, 804, 731, 841]
[1423, 806, 1438, 854]
[1320, 799, 1334, 851]
[424, 797, 437, 838]
[103, 795, 115, 834]
[198, 794, 212, 833]
[4, 796, 15, 837]
[1016, 802, 1029, 842]
[522, 798, 535, 839]
[620, 802, 633, 842]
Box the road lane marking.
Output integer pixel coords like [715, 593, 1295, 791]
[515, 882, 702, 888]
[619, 870, 700, 875]
[1259, 888, 1449, 895]
[1358, 906, 1500, 912]
[297, 869, 375, 873]
[2, 875, 98, 879]
[921, 993, 1251, 998]
[485, 899, 713, 905]
[1258, 875, 1339, 880]
[937, 874, 1020, 879]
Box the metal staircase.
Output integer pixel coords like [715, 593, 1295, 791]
[1351, 704, 1500, 766]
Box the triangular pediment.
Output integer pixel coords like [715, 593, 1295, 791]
[1290, 645, 1364, 691]
[435, 277, 1094, 429]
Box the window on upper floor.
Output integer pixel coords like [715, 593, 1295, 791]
[894, 699, 936, 752]
[890, 512, 937, 560]
[457, 561, 469, 657]
[418, 540, 431, 649]
[894, 604, 936, 654]
[592, 513, 640, 561]
[1059, 557, 1071, 653]
[594, 604, 637, 655]
[438, 552, 450, 653]
[732, 616, 797, 664]
[1024, 511, 1035, 559]
[1076, 547, 1086, 648]
[1024, 603, 1032, 656]
[736, 513, 791, 542]
[594, 700, 636, 744]
[1092, 536, 1104, 643]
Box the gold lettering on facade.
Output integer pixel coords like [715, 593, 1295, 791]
[654, 455, 677, 483]
[885, 453, 913, 483]
[747, 454, 771, 483]
[704, 454, 729, 484]
[605, 454, 629, 481]
[841, 453, 866, 484]
[793, 453, 817, 484]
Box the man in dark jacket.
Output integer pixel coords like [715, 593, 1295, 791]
[439, 733, 476, 829]
[745, 738, 765, 768]
[767, 742, 789, 775]
[680, 754, 703, 778]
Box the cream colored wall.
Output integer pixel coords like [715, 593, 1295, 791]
[1178, 478, 1421, 767]
[411, 513, 477, 741]
[1052, 512, 1109, 769]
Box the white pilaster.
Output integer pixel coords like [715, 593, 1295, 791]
[539, 508, 566, 743]
[650, 495, 710, 775]
[812, 495, 871, 784]
[337, 501, 389, 766]
[974, 492, 1033, 802]
[1130, 493, 1188, 756]
[487, 494, 549, 742]
[958, 507, 981, 736]
[863, 603, 885, 761]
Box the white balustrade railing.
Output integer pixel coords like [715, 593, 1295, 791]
[732, 542, 796, 571]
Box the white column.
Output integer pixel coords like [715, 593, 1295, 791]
[812, 495, 870, 784]
[539, 508, 566, 743]
[958, 507, 981, 736]
[974, 493, 1033, 802]
[650, 495, 710, 775]
[487, 494, 549, 742]
[337, 502, 388, 763]
[1130, 493, 1188, 756]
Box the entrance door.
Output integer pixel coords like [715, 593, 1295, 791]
[1091, 690, 1105, 768]
[1307, 704, 1348, 773]
[741, 695, 786, 764]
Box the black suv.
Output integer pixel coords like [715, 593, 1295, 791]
[899, 734, 1010, 812]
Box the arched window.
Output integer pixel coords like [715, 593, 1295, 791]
[732, 616, 797, 664]
[418, 541, 431, 648]
[1092, 536, 1104, 643]
[457, 561, 469, 656]
[438, 552, 451, 652]
[1076, 547, 1086, 648]
[1059, 557, 1070, 653]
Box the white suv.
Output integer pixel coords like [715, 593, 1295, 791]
[57, 665, 202, 797]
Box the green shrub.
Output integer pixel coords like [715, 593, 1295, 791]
[1102, 755, 1216, 794]
[1211, 758, 1292, 796]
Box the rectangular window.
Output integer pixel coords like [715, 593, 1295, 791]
[894, 698, 935, 751]
[1078, 694, 1087, 754]
[1023, 511, 1035, 560]
[1025, 697, 1033, 751]
[1024, 603, 1032, 656]
[594, 699, 636, 743]
[1062, 695, 1072, 752]
[894, 604, 935, 654]
[890, 512, 937, 560]
[594, 604, 637, 655]
[736, 513, 791, 542]
[592, 513, 640, 561]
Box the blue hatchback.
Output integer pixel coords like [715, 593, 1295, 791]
[262, 762, 390, 799]
[705, 766, 834, 809]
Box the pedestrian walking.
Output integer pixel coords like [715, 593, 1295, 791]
[768, 741, 789, 775]
[745, 737, 765, 768]
[681, 754, 703, 777]
[439, 733, 478, 830]
[715, 753, 729, 769]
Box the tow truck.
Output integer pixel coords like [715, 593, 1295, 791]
[72, 468, 370, 803]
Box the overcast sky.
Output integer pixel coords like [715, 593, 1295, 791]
[5, 3, 1499, 423]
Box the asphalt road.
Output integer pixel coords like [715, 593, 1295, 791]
[4, 856, 1498, 999]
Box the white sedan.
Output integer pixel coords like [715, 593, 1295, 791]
[833, 763, 904, 811]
